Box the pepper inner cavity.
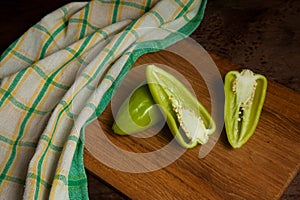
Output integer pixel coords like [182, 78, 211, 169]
[232, 70, 258, 139]
[169, 94, 208, 144]
[236, 106, 244, 138]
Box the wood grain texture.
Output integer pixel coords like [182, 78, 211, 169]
[84, 49, 300, 199]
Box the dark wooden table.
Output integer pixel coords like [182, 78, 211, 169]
[1, 0, 299, 199]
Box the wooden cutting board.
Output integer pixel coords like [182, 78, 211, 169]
[84, 43, 300, 199]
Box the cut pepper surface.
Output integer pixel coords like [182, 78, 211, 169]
[146, 65, 216, 148]
[224, 69, 267, 148]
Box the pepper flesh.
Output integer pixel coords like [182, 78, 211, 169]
[146, 65, 216, 148]
[224, 69, 267, 148]
[112, 85, 164, 135]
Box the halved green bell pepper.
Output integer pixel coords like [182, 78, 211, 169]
[146, 65, 216, 148]
[112, 85, 164, 135]
[224, 69, 267, 148]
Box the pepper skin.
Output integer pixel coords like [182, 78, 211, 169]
[146, 65, 216, 148]
[112, 85, 164, 135]
[224, 69, 267, 148]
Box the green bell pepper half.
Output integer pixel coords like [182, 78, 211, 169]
[112, 84, 164, 135]
[224, 69, 267, 148]
[146, 65, 216, 148]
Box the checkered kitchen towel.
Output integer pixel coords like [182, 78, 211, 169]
[0, 0, 206, 199]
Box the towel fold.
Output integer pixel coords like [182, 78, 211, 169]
[0, 0, 206, 199]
